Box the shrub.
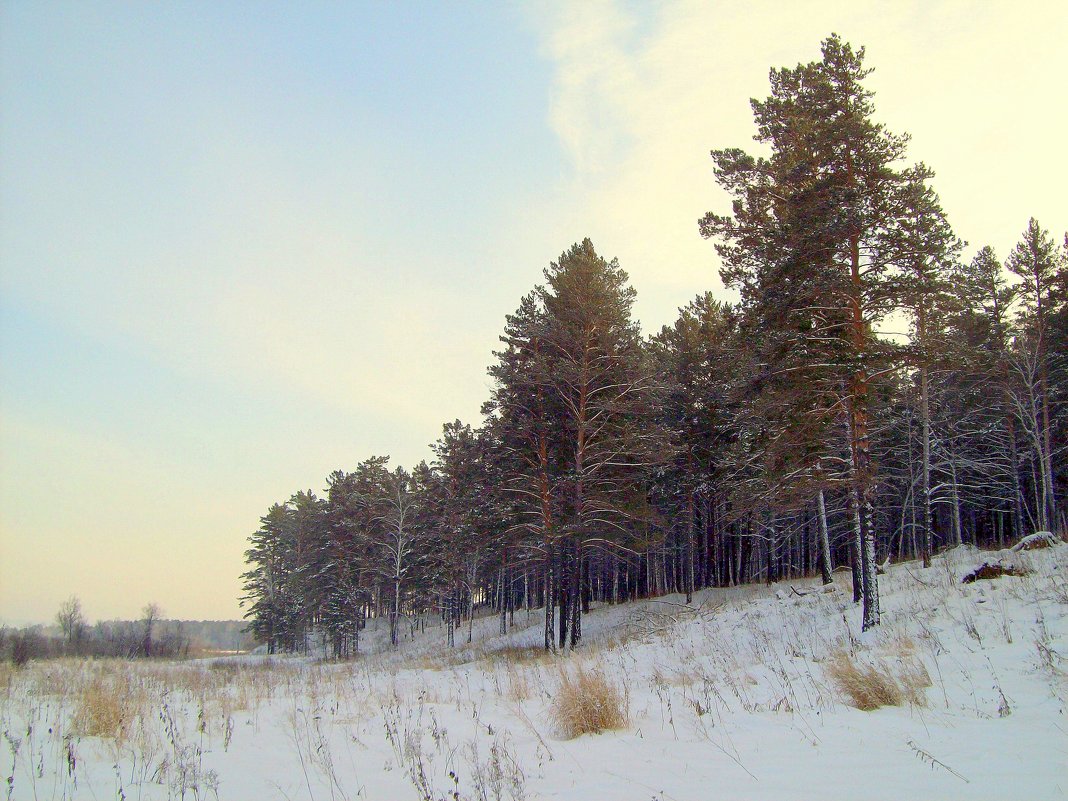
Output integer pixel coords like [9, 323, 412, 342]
[9, 629, 49, 667]
[548, 665, 628, 738]
[12, 634, 32, 667]
[826, 651, 930, 711]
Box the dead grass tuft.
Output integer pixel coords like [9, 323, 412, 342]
[208, 658, 243, 674]
[402, 651, 470, 671]
[826, 651, 930, 711]
[548, 664, 629, 739]
[70, 674, 136, 741]
[0, 661, 14, 696]
[484, 644, 557, 666]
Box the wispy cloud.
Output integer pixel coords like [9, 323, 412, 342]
[533, 0, 1068, 328]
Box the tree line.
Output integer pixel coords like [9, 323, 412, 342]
[241, 35, 1066, 655]
[2, 598, 189, 665]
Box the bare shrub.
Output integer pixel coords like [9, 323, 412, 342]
[11, 630, 42, 667]
[826, 651, 930, 711]
[548, 664, 628, 738]
[11, 635, 31, 667]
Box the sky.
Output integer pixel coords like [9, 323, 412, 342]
[1, 0, 1065, 625]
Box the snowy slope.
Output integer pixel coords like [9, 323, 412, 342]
[2, 542, 1065, 800]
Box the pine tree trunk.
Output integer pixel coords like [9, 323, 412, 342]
[569, 541, 582, 649]
[920, 363, 934, 567]
[582, 553, 591, 614]
[543, 547, 555, 651]
[499, 563, 507, 636]
[391, 575, 401, 648]
[765, 512, 777, 585]
[949, 451, 963, 546]
[849, 487, 864, 603]
[1011, 443, 1025, 538]
[844, 151, 880, 631]
[558, 544, 570, 650]
[686, 492, 695, 603]
[817, 487, 833, 585]
[859, 494, 880, 630]
[467, 559, 477, 644]
[1037, 299, 1057, 531]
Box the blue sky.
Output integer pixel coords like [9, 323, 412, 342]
[2, 1, 1065, 624]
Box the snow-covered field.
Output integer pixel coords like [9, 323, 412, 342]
[3, 543, 1066, 800]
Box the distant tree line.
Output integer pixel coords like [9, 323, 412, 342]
[241, 35, 1066, 654]
[2, 597, 255, 665]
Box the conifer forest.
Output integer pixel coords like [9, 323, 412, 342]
[240, 36, 1066, 656]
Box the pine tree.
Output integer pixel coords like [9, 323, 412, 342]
[241, 503, 298, 654]
[650, 294, 742, 594]
[701, 35, 954, 628]
[427, 421, 504, 645]
[896, 173, 962, 564]
[486, 241, 665, 649]
[540, 240, 667, 648]
[1007, 219, 1061, 531]
[320, 470, 372, 656]
[945, 247, 1023, 544]
[484, 291, 565, 649]
[354, 457, 425, 648]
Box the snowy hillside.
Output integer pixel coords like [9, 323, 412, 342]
[2, 542, 1066, 800]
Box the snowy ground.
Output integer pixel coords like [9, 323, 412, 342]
[3, 542, 1066, 800]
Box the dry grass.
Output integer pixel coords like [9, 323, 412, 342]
[505, 666, 534, 702]
[0, 661, 15, 697]
[485, 659, 538, 702]
[69, 672, 137, 741]
[484, 643, 558, 666]
[401, 649, 474, 671]
[651, 663, 700, 688]
[548, 664, 629, 739]
[826, 651, 931, 711]
[1052, 574, 1068, 606]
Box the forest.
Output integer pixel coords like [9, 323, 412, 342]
[240, 35, 1066, 656]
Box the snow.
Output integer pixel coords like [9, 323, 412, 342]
[1012, 531, 1060, 551]
[2, 543, 1066, 800]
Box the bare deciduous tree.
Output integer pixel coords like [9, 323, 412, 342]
[55, 595, 86, 644]
[141, 602, 162, 658]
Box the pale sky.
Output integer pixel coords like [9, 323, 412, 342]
[1, 1, 1065, 625]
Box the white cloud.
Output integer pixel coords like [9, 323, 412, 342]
[534, 0, 1068, 329]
